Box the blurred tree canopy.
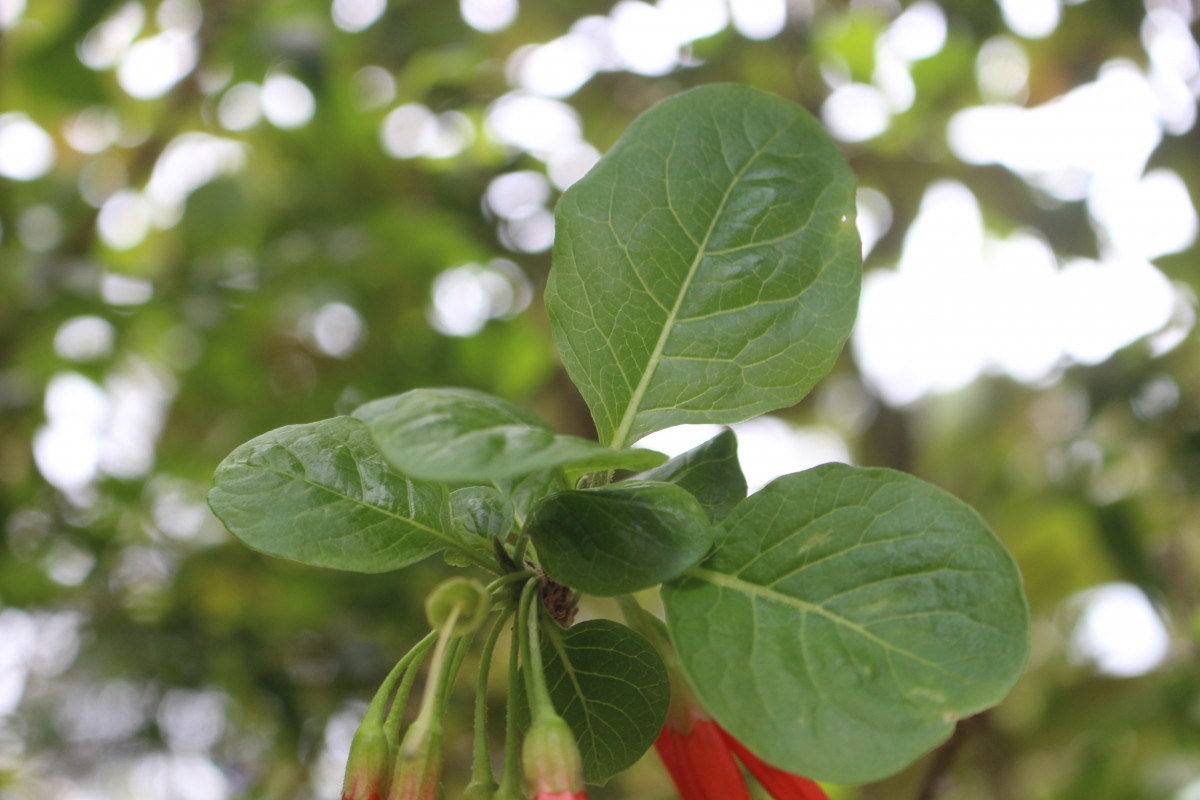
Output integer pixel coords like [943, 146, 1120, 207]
[1, 0, 1199, 797]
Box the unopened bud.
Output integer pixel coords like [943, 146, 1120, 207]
[425, 577, 490, 635]
[522, 715, 584, 797]
[342, 717, 393, 800]
[387, 722, 443, 800]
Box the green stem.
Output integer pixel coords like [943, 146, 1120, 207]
[518, 577, 556, 724]
[487, 570, 533, 595]
[511, 531, 531, 566]
[397, 605, 461, 756]
[468, 609, 513, 791]
[381, 631, 439, 749]
[363, 629, 438, 728]
[618, 594, 695, 727]
[495, 615, 524, 798]
[439, 632, 473, 711]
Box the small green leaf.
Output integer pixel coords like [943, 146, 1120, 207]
[633, 428, 746, 523]
[547, 84, 861, 448]
[207, 416, 456, 573]
[662, 464, 1030, 784]
[527, 481, 712, 596]
[506, 472, 561, 527]
[352, 388, 666, 482]
[451, 486, 514, 539]
[539, 620, 670, 785]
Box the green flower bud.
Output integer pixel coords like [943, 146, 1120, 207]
[388, 721, 443, 800]
[342, 715, 393, 800]
[425, 577, 490, 635]
[522, 714, 584, 796]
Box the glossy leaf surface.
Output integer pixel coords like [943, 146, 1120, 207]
[450, 485, 513, 539]
[527, 481, 712, 596]
[663, 464, 1030, 783]
[353, 388, 665, 482]
[547, 84, 861, 448]
[207, 416, 455, 573]
[633, 428, 746, 523]
[540, 619, 671, 785]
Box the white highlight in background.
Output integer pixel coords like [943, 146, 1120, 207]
[0, 114, 55, 181]
[1068, 582, 1169, 677]
[332, 0, 385, 32]
[460, 0, 517, 33]
[853, 181, 1180, 406]
[636, 419, 850, 494]
[261, 74, 316, 129]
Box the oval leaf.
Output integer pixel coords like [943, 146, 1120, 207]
[662, 464, 1030, 783]
[527, 481, 712, 596]
[547, 84, 861, 448]
[451, 485, 513, 539]
[540, 619, 670, 785]
[207, 416, 456, 573]
[634, 428, 746, 523]
[352, 388, 666, 482]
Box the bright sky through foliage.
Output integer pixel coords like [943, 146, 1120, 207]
[1069, 582, 1170, 677]
[636, 421, 851, 495]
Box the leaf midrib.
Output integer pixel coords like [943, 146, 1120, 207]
[607, 120, 789, 449]
[685, 565, 965, 679]
[258, 463, 446, 535]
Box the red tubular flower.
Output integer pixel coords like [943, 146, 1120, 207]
[655, 707, 829, 800]
[654, 712, 751, 800]
[719, 728, 829, 800]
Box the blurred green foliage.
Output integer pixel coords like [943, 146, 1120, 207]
[1, 0, 1198, 798]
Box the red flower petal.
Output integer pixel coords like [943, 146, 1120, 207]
[720, 729, 830, 800]
[655, 717, 752, 800]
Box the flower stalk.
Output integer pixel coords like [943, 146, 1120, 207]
[342, 630, 438, 800]
[518, 578, 587, 800]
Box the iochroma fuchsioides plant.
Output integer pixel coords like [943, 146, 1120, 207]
[207, 84, 1030, 799]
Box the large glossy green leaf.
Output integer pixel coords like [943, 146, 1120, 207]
[546, 84, 861, 448]
[526, 481, 712, 596]
[633, 428, 746, 523]
[352, 388, 666, 482]
[207, 416, 456, 573]
[539, 620, 670, 785]
[662, 464, 1030, 783]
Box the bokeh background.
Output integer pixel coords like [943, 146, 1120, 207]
[2, 0, 1199, 797]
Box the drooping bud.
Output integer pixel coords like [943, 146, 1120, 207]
[387, 721, 443, 800]
[522, 714, 586, 800]
[425, 577, 491, 635]
[342, 716, 393, 800]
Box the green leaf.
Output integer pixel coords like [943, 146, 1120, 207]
[527, 481, 712, 596]
[451, 485, 514, 539]
[502, 470, 559, 528]
[540, 620, 671, 785]
[546, 84, 861, 448]
[207, 416, 457, 573]
[633, 428, 746, 523]
[352, 388, 666, 482]
[662, 464, 1030, 784]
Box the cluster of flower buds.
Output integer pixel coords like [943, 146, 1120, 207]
[344, 576, 822, 800]
[342, 576, 589, 800]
